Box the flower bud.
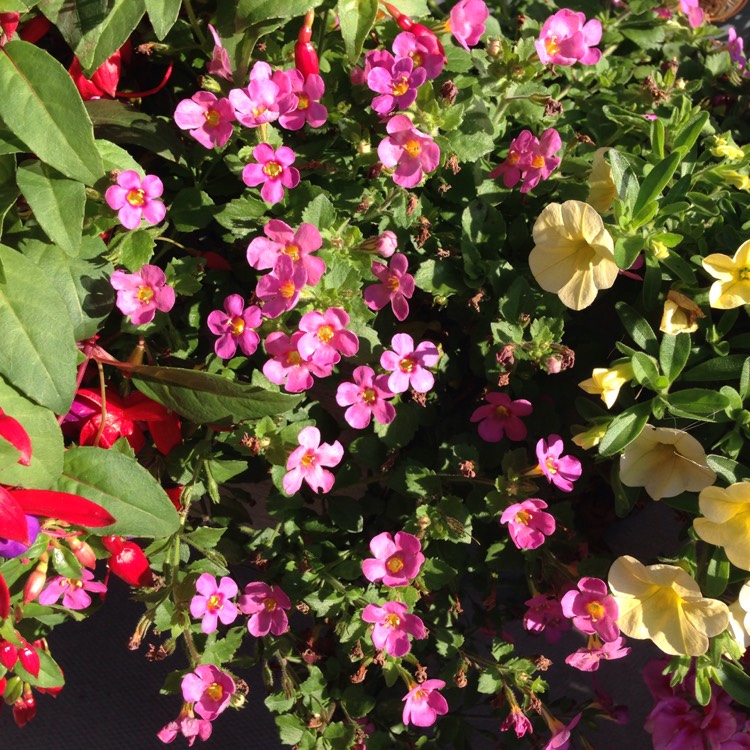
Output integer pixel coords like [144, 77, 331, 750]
[0, 640, 18, 670]
[68, 536, 97, 568]
[4, 675, 22, 705]
[295, 10, 319, 78]
[0, 572, 9, 621]
[359, 231, 397, 258]
[108, 540, 153, 587]
[650, 240, 669, 260]
[12, 686, 36, 727]
[17, 642, 40, 679]
[22, 555, 47, 606]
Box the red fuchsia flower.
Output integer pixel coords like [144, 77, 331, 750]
[560, 577, 620, 642]
[447, 0, 490, 51]
[392, 32, 445, 80]
[402, 679, 449, 727]
[470, 392, 532, 442]
[501, 499, 556, 550]
[110, 264, 175, 325]
[239, 581, 292, 636]
[0, 13, 19, 46]
[242, 143, 300, 205]
[380, 333, 440, 394]
[207, 24, 233, 81]
[279, 70, 328, 130]
[158, 705, 213, 746]
[359, 230, 398, 258]
[336, 366, 396, 429]
[502, 706, 534, 738]
[0, 515, 40, 559]
[262, 332, 333, 393]
[247, 220, 325, 286]
[0, 572, 9, 620]
[0, 407, 32, 466]
[38, 569, 106, 610]
[0, 641, 17, 669]
[543, 712, 581, 750]
[535, 9, 602, 67]
[181, 664, 235, 720]
[256, 255, 308, 319]
[565, 635, 631, 672]
[13, 686, 36, 727]
[189, 573, 239, 634]
[535, 435, 582, 492]
[298, 308, 360, 366]
[362, 601, 427, 657]
[295, 10, 319, 78]
[362, 530, 425, 587]
[105, 171, 166, 230]
[367, 54, 427, 115]
[283, 426, 344, 495]
[207, 294, 262, 360]
[364, 253, 415, 321]
[69, 48, 123, 100]
[174, 92, 236, 149]
[679, 0, 704, 28]
[378, 115, 440, 189]
[102, 536, 152, 587]
[523, 594, 571, 643]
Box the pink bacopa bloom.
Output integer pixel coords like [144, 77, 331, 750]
[502, 706, 534, 738]
[174, 92, 236, 149]
[283, 425, 344, 495]
[336, 366, 396, 429]
[242, 143, 300, 204]
[207, 24, 233, 81]
[488, 130, 537, 188]
[362, 601, 427, 657]
[353, 49, 395, 86]
[488, 129, 562, 193]
[206, 294, 261, 359]
[380, 333, 440, 394]
[560, 577, 620, 642]
[279, 70, 328, 130]
[523, 594, 571, 643]
[157, 706, 212, 746]
[256, 255, 307, 319]
[402, 679, 449, 727]
[263, 331, 333, 393]
[536, 435, 582, 492]
[189, 573, 239, 634]
[377, 114, 440, 189]
[229, 62, 297, 127]
[470, 392, 532, 442]
[728, 27, 748, 71]
[360, 230, 398, 258]
[181, 664, 236, 720]
[238, 581, 292, 637]
[679, 0, 704, 28]
[392, 32, 445, 79]
[501, 498, 556, 550]
[367, 54, 427, 115]
[105, 170, 167, 229]
[298, 308, 360, 366]
[544, 713, 582, 750]
[362, 531, 425, 587]
[364, 253, 415, 321]
[565, 635, 631, 672]
[448, 0, 490, 51]
[535, 9, 602, 67]
[110, 264, 176, 326]
[38, 569, 107, 610]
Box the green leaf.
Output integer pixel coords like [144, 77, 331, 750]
[706, 455, 750, 484]
[683, 355, 748, 382]
[170, 188, 215, 232]
[631, 352, 660, 389]
[615, 301, 658, 355]
[672, 111, 710, 156]
[236, 0, 324, 26]
[338, 0, 377, 65]
[0, 153, 18, 242]
[15, 649, 65, 689]
[110, 228, 155, 272]
[739, 356, 750, 400]
[665, 389, 730, 421]
[145, 0, 182, 40]
[659, 333, 691, 384]
[716, 661, 750, 707]
[614, 236, 643, 271]
[703, 547, 730, 598]
[598, 400, 653, 457]
[96, 138, 143, 175]
[301, 193, 336, 229]
[0, 41, 103, 185]
[632, 151, 681, 219]
[275, 713, 306, 745]
[608, 149, 639, 212]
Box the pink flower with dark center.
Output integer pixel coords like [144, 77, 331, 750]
[565, 635, 631, 671]
[536, 435, 582, 492]
[189, 573, 239, 634]
[206, 294, 261, 359]
[380, 333, 439, 394]
[256, 255, 307, 318]
[377, 114, 440, 189]
[242, 143, 300, 204]
[368, 55, 426, 114]
[363, 253, 415, 321]
[362, 601, 427, 657]
[500, 498, 556, 550]
[105, 170, 166, 229]
[279, 70, 328, 130]
[157, 706, 212, 746]
[501, 706, 533, 738]
[470, 392, 532, 442]
[523, 594, 571, 643]
[392, 32, 445, 79]
[110, 264, 175, 326]
[238, 581, 292, 636]
[298, 308, 359, 366]
[336, 366, 396, 429]
[402, 679, 449, 727]
[174, 92, 236, 149]
[448, 0, 490, 51]
[522, 128, 562, 193]
[679, 0, 704, 28]
[283, 426, 344, 495]
[535, 9, 602, 66]
[488, 130, 537, 188]
[207, 24, 233, 81]
[263, 331, 332, 392]
[362, 531, 424, 587]
[560, 577, 620, 642]
[38, 569, 107, 610]
[181, 664, 236, 720]
[360, 230, 398, 258]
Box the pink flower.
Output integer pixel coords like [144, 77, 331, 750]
[377, 115, 440, 189]
[380, 333, 439, 394]
[206, 294, 261, 359]
[38, 569, 106, 610]
[110, 264, 176, 326]
[728, 27, 748, 71]
[360, 230, 398, 258]
[488, 130, 536, 189]
[448, 0, 490, 51]
[279, 70, 328, 130]
[229, 62, 296, 127]
[501, 706, 533, 738]
[362, 531, 424, 587]
[157, 707, 212, 746]
[565, 635, 631, 671]
[105, 170, 167, 229]
[392, 32, 445, 79]
[535, 9, 602, 66]
[336, 366, 396, 429]
[362, 601, 426, 657]
[488, 129, 561, 193]
[242, 143, 300, 204]
[353, 49, 396, 86]
[402, 679, 449, 727]
[207, 24, 232, 81]
[263, 331, 332, 392]
[470, 392, 532, 442]
[536, 435, 582, 492]
[544, 713, 581, 750]
[189, 573, 239, 634]
[181, 664, 235, 720]
[174, 92, 235, 149]
[560, 577, 620, 642]
[679, 0, 704, 28]
[238, 581, 291, 636]
[501, 499, 556, 550]
[363, 253, 415, 321]
[368, 54, 426, 114]
[283, 425, 344, 495]
[256, 255, 307, 318]
[523, 594, 571, 643]
[298, 308, 359, 366]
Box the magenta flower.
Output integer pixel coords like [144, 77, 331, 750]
[105, 170, 166, 230]
[189, 573, 239, 635]
[488, 130, 536, 189]
[392, 32, 445, 79]
[380, 333, 439, 394]
[353, 49, 396, 86]
[298, 308, 359, 366]
[238, 581, 291, 636]
[229, 62, 296, 127]
[523, 594, 571, 643]
[679, 0, 704, 28]
[157, 707, 212, 746]
[256, 255, 307, 318]
[362, 531, 424, 587]
[544, 713, 581, 750]
[728, 27, 748, 71]
[181, 664, 235, 720]
[565, 636, 631, 672]
[362, 601, 426, 657]
[470, 392, 532, 442]
[560, 577, 619, 642]
[364, 253, 415, 321]
[368, 54, 426, 114]
[207, 294, 261, 359]
[38, 569, 107, 610]
[448, 0, 490, 51]
[283, 425, 344, 495]
[535, 9, 602, 66]
[402, 679, 449, 727]
[501, 706, 533, 738]
[242, 143, 300, 204]
[501, 499, 556, 550]
[535, 435, 582, 492]
[279, 70, 328, 130]
[360, 230, 398, 258]
[110, 264, 176, 326]
[174, 92, 235, 149]
[263, 331, 332, 393]
[522, 128, 562, 192]
[377, 114, 440, 189]
[336, 366, 396, 429]
[207, 24, 232, 81]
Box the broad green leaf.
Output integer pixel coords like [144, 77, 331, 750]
[615, 301, 658, 355]
[631, 352, 660, 389]
[96, 138, 143, 175]
[706, 455, 750, 484]
[665, 389, 730, 421]
[15, 649, 64, 689]
[170, 188, 215, 232]
[145, 0, 182, 40]
[632, 151, 681, 219]
[0, 152, 18, 241]
[301, 193, 336, 229]
[236, 0, 323, 26]
[659, 332, 691, 383]
[608, 149, 639, 212]
[716, 661, 750, 707]
[672, 111, 710, 156]
[598, 400, 653, 457]
[338, 0, 378, 65]
[683, 354, 748, 382]
[740, 356, 750, 400]
[110, 228, 155, 272]
[703, 547, 730, 598]
[614, 236, 643, 271]
[651, 118, 665, 159]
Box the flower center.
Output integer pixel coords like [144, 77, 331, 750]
[411, 52, 423, 67]
[545, 457, 558, 474]
[263, 597, 278, 612]
[137, 285, 154, 303]
[301, 450, 316, 468]
[206, 594, 223, 612]
[386, 556, 404, 573]
[507, 150, 521, 166]
[386, 275, 400, 292]
[586, 601, 605, 621]
[204, 109, 221, 127]
[126, 188, 146, 207]
[317, 325, 334, 343]
[362, 387, 378, 404]
[283, 244, 300, 261]
[252, 105, 267, 118]
[403, 139, 422, 158]
[399, 357, 415, 373]
[263, 160, 283, 178]
[412, 688, 428, 701]
[279, 280, 296, 299]
[495, 405, 508, 417]
[531, 154, 545, 169]
[392, 76, 410, 97]
[298, 94, 310, 110]
[738, 266, 750, 281]
[230, 316, 245, 336]
[286, 350, 302, 366]
[515, 510, 532, 525]
[545, 35, 559, 56]
[206, 682, 224, 701]
[384, 613, 402, 628]
[65, 578, 83, 589]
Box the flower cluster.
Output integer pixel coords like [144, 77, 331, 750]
[489, 129, 562, 193]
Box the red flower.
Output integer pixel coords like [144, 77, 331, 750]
[102, 536, 153, 587]
[0, 407, 32, 466]
[295, 10, 320, 78]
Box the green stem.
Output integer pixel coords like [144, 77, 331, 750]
[183, 0, 206, 45]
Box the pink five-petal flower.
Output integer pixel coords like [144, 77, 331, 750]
[500, 498, 556, 550]
[206, 294, 261, 359]
[352, 49, 395, 86]
[377, 114, 440, 189]
[523, 594, 571, 643]
[535, 9, 602, 67]
[283, 426, 344, 495]
[364, 253, 415, 321]
[544, 713, 582, 750]
[256, 255, 307, 318]
[402, 679, 449, 727]
[368, 56, 426, 115]
[536, 435, 582, 492]
[38, 569, 106, 610]
[728, 27, 748, 71]
[362, 530, 424, 587]
[181, 664, 236, 720]
[470, 392, 532, 442]
[488, 130, 537, 188]
[238, 581, 292, 636]
[336, 366, 396, 429]
[157, 707, 213, 746]
[380, 333, 439, 394]
[105, 170, 167, 230]
[189, 573, 239, 635]
[174, 92, 236, 149]
[679, 0, 704, 28]
[502, 706, 534, 738]
[565, 635, 631, 672]
[448, 0, 490, 51]
[392, 32, 445, 80]
[207, 24, 233, 81]
[110, 264, 176, 326]
[242, 143, 300, 204]
[298, 308, 360, 366]
[520, 128, 562, 193]
[560, 577, 620, 642]
[263, 331, 332, 393]
[362, 601, 426, 657]
[278, 70, 328, 130]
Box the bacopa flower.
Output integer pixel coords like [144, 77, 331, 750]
[105, 170, 167, 230]
[377, 114, 440, 189]
[256, 255, 307, 318]
[242, 143, 300, 204]
[679, 0, 704, 28]
[283, 426, 344, 495]
[367, 54, 426, 114]
[702, 239, 750, 309]
[336, 366, 396, 429]
[470, 392, 532, 442]
[560, 577, 619, 641]
[543, 712, 582, 750]
[110, 264, 176, 326]
[207, 24, 233, 80]
[238, 581, 291, 636]
[535, 9, 602, 66]
[207, 294, 262, 359]
[361, 601, 426, 657]
[263, 331, 332, 393]
[501, 706, 533, 738]
[297, 308, 360, 366]
[157, 706, 212, 746]
[523, 594, 572, 643]
[447, 0, 490, 51]
[402, 679, 449, 727]
[174, 91, 236, 149]
[380, 333, 439, 394]
[181, 664, 235, 720]
[500, 498, 556, 550]
[728, 27, 748, 72]
[38, 569, 106, 610]
[278, 70, 328, 130]
[565, 636, 631, 672]
[392, 32, 445, 79]
[535, 435, 582, 492]
[189, 573, 239, 634]
[362, 531, 425, 587]
[363, 253, 415, 321]
[229, 62, 296, 127]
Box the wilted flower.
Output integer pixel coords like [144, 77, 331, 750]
[336, 366, 395, 429]
[189, 574, 239, 634]
[560, 577, 619, 641]
[241, 143, 300, 204]
[105, 171, 166, 230]
[659, 290, 705, 335]
[377, 114, 440, 189]
[470, 392, 532, 442]
[38, 569, 107, 610]
[578, 361, 634, 409]
[501, 706, 533, 738]
[207, 24, 233, 80]
[402, 679, 449, 727]
[207, 294, 262, 359]
[283, 426, 343, 495]
[363, 253, 415, 321]
[380, 333, 440, 394]
[701, 240, 750, 310]
[110, 264, 175, 326]
[181, 664, 235, 720]
[157, 705, 212, 746]
[694, 482, 750, 571]
[535, 435, 582, 492]
[238, 582, 292, 636]
[501, 498, 556, 550]
[565, 635, 630, 672]
[174, 92, 235, 149]
[447, 0, 490, 51]
[711, 136, 745, 161]
[361, 601, 426, 657]
[362, 531, 425, 587]
[586, 148, 616, 213]
[536, 9, 602, 66]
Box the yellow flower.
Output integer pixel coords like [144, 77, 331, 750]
[571, 423, 608, 450]
[711, 137, 745, 161]
[608, 555, 729, 656]
[659, 290, 705, 335]
[728, 581, 750, 651]
[529, 201, 618, 311]
[702, 240, 750, 309]
[694, 483, 750, 571]
[650, 241, 669, 260]
[586, 148, 616, 213]
[723, 171, 750, 190]
[619, 425, 716, 501]
[578, 362, 634, 409]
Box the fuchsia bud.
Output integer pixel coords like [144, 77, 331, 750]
[0, 641, 18, 670]
[17, 642, 40, 679]
[103, 536, 153, 587]
[68, 536, 97, 569]
[12, 686, 36, 727]
[295, 10, 319, 78]
[382, 2, 446, 60]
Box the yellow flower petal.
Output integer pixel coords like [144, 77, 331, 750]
[702, 240, 750, 309]
[694, 483, 750, 571]
[586, 148, 616, 213]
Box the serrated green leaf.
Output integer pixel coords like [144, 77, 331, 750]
[301, 193, 336, 229]
[338, 0, 377, 65]
[598, 400, 653, 457]
[111, 228, 155, 272]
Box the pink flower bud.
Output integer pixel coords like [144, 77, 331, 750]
[23, 557, 48, 606]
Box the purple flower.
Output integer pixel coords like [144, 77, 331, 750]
[336, 366, 396, 429]
[105, 170, 166, 230]
[536, 9, 602, 66]
[501, 706, 533, 738]
[362, 531, 424, 587]
[523, 594, 571, 643]
[189, 573, 239, 634]
[560, 577, 620, 642]
[283, 426, 343, 495]
[174, 92, 236, 149]
[536, 435, 582, 492]
[728, 27, 748, 71]
[297, 308, 359, 366]
[256, 255, 307, 318]
[470, 392, 532, 442]
[448, 0, 490, 51]
[392, 32, 445, 79]
[565, 636, 631, 672]
[263, 331, 332, 393]
[679, 0, 704, 28]
[500, 498, 556, 550]
[181, 664, 235, 720]
[38, 569, 107, 610]
[278, 70, 328, 130]
[368, 55, 426, 114]
[242, 143, 300, 204]
[380, 333, 439, 394]
[377, 115, 440, 189]
[363, 253, 415, 321]
[0, 515, 39, 558]
[238, 581, 291, 636]
[110, 264, 175, 326]
[362, 601, 426, 657]
[402, 679, 449, 727]
[206, 294, 261, 359]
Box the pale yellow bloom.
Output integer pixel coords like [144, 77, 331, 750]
[650, 241, 669, 260]
[571, 423, 608, 450]
[586, 148, 616, 213]
[659, 290, 705, 335]
[728, 582, 750, 651]
[723, 171, 750, 190]
[702, 240, 750, 309]
[711, 137, 745, 161]
[529, 201, 618, 311]
[608, 555, 729, 656]
[694, 482, 750, 571]
[578, 362, 634, 409]
[619, 425, 716, 501]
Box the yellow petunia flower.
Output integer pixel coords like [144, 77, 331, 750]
[728, 582, 750, 651]
[578, 362, 634, 409]
[711, 137, 745, 161]
[723, 171, 750, 190]
[586, 148, 616, 213]
[694, 482, 750, 571]
[659, 290, 705, 335]
[571, 423, 608, 450]
[702, 240, 750, 309]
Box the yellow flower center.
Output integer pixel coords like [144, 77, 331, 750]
[514, 509, 532, 525]
[301, 450, 316, 467]
[413, 688, 428, 701]
[283, 244, 300, 261]
[263, 161, 283, 178]
[545, 457, 558, 474]
[252, 105, 267, 118]
[207, 594, 223, 612]
[384, 613, 402, 628]
[286, 351, 302, 366]
[411, 52, 423, 67]
[531, 154, 545, 169]
[66, 578, 84, 588]
[298, 94, 310, 110]
[126, 188, 146, 207]
[507, 150, 521, 166]
[392, 76, 410, 97]
[738, 267, 750, 281]
[204, 109, 221, 127]
[317, 325, 334, 343]
[206, 682, 223, 701]
[399, 357, 414, 373]
[230, 316, 245, 336]
[279, 280, 296, 299]
[495, 405, 508, 417]
[362, 387, 378, 404]
[545, 36, 559, 57]
[403, 139, 422, 158]
[386, 275, 400, 292]
[586, 601, 605, 621]
[263, 598, 278, 612]
[386, 556, 404, 573]
[137, 286, 154, 303]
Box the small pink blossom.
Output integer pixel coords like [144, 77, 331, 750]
[105, 170, 166, 229]
[544, 713, 581, 750]
[523, 594, 571, 643]
[242, 143, 300, 204]
[110, 264, 176, 326]
[238, 581, 292, 636]
[488, 130, 536, 189]
[679, 0, 704, 28]
[229, 62, 296, 127]
[402, 679, 449, 727]
[362, 531, 424, 587]
[181, 664, 235, 720]
[283, 425, 344, 495]
[279, 70, 328, 130]
[360, 230, 398, 258]
[363, 253, 415, 321]
[263, 331, 332, 392]
[174, 92, 236, 149]
[565, 635, 631, 671]
[380, 333, 439, 394]
[535, 9, 602, 66]
[189, 573, 239, 634]
[470, 392, 532, 442]
[206, 294, 261, 359]
[560, 577, 620, 642]
[157, 707, 212, 746]
[207, 24, 232, 81]
[367, 54, 426, 114]
[501, 706, 533, 738]
[298, 308, 359, 366]
[377, 114, 440, 189]
[38, 569, 107, 610]
[488, 129, 561, 193]
[362, 600, 426, 657]
[256, 255, 307, 318]
[392, 32, 445, 79]
[501, 498, 556, 550]
[336, 366, 396, 429]
[352, 49, 395, 86]
[536, 435, 582, 492]
[728, 27, 748, 72]
[448, 0, 490, 51]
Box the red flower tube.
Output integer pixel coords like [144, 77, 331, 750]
[295, 9, 319, 78]
[381, 2, 445, 60]
[0, 408, 32, 466]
